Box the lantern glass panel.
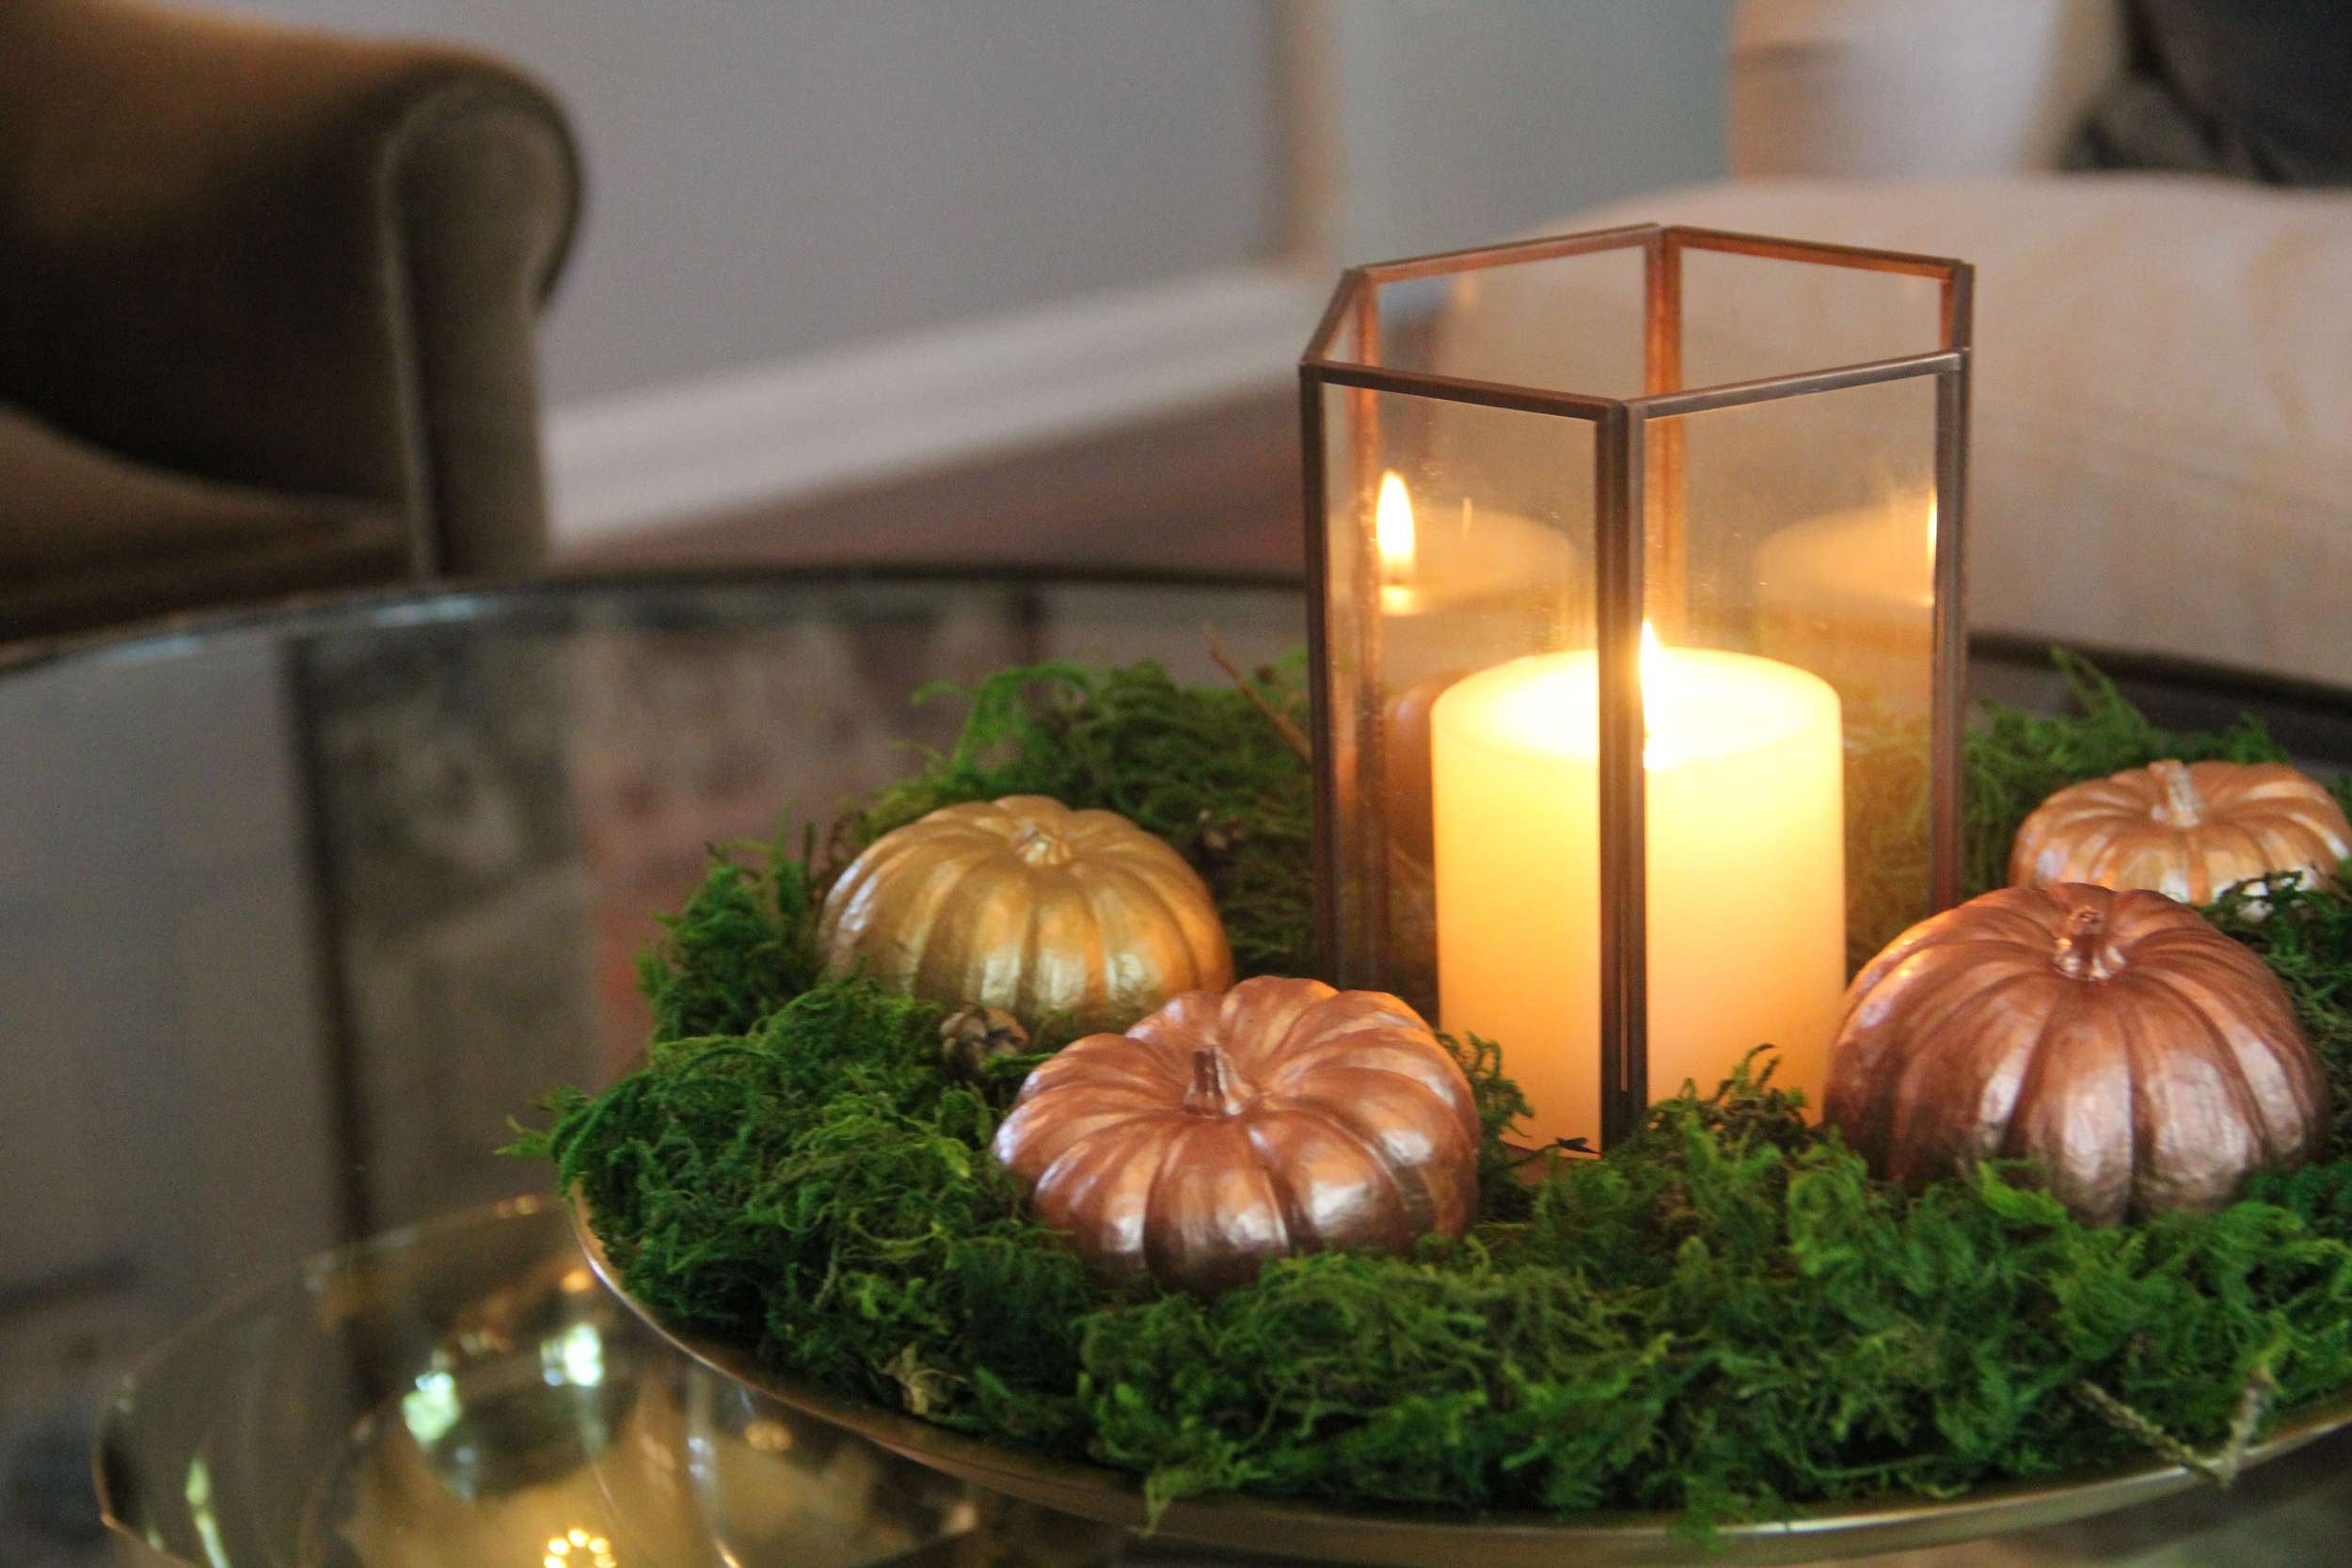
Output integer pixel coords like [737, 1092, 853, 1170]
[1315, 381, 1599, 1022]
[1634, 374, 1943, 1120]
[1440, 250, 1644, 395]
[1677, 246, 1947, 386]
[1323, 245, 1649, 393]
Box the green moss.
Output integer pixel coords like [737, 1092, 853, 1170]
[535, 977, 1089, 1427]
[1081, 1076, 2352, 1526]
[531, 649, 2352, 1529]
[636, 829, 825, 1045]
[2207, 873, 2352, 1164]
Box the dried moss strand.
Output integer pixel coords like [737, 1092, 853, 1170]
[2074, 1366, 2278, 1488]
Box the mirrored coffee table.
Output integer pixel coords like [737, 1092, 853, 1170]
[5, 566, 2351, 1567]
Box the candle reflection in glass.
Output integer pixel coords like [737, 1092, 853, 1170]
[1377, 471, 1420, 614]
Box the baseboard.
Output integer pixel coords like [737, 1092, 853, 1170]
[547, 263, 1327, 547]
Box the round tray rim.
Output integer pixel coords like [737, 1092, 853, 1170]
[569, 1196, 2352, 1567]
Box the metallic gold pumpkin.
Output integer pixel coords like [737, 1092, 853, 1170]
[2011, 758, 2351, 903]
[818, 795, 1231, 1032]
[1824, 882, 2328, 1226]
[992, 975, 1480, 1296]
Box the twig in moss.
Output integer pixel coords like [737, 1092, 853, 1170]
[2074, 1366, 2278, 1488]
[2221, 1367, 2281, 1482]
[887, 1342, 967, 1416]
[1205, 623, 1311, 766]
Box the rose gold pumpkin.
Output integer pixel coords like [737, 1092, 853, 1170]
[818, 795, 1232, 1032]
[1824, 882, 2327, 1226]
[991, 975, 1480, 1296]
[2010, 758, 2351, 903]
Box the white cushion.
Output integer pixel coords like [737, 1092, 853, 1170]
[1730, 0, 2126, 176]
[1525, 174, 2352, 688]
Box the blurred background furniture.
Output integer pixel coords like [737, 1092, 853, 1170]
[0, 0, 580, 644]
[1538, 0, 2352, 689]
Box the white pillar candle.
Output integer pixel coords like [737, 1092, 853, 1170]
[1430, 638, 1846, 1148]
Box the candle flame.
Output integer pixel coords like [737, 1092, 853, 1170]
[1639, 620, 1663, 692]
[1375, 471, 1415, 579]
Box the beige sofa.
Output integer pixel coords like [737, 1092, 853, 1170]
[1547, 0, 2352, 689]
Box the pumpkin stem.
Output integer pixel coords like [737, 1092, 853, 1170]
[2150, 759, 2204, 828]
[1009, 824, 1075, 868]
[1183, 1046, 1249, 1117]
[2053, 905, 2126, 981]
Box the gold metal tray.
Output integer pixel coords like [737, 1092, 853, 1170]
[571, 1198, 2352, 1567]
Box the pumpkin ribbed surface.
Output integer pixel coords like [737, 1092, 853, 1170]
[992, 975, 1480, 1297]
[1824, 882, 2327, 1226]
[2010, 758, 2351, 904]
[818, 795, 1230, 1032]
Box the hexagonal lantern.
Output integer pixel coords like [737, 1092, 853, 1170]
[1299, 223, 1971, 1150]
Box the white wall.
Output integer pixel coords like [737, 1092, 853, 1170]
[217, 0, 1289, 404]
[1324, 0, 1737, 265]
[213, 0, 1734, 539]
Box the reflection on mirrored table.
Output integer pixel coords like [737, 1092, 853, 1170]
[103, 1199, 996, 1568]
[0, 571, 1301, 1568]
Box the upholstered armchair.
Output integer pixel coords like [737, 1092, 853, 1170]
[0, 0, 580, 642]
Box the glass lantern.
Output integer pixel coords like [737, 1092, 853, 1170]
[1301, 224, 1971, 1150]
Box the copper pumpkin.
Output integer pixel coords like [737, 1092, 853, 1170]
[2010, 758, 2352, 904]
[818, 795, 1232, 1033]
[991, 975, 1480, 1296]
[1824, 882, 2327, 1226]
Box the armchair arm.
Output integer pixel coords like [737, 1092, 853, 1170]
[0, 0, 581, 575]
[1729, 0, 2127, 177]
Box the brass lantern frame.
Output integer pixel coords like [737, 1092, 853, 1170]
[1300, 223, 1973, 1148]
